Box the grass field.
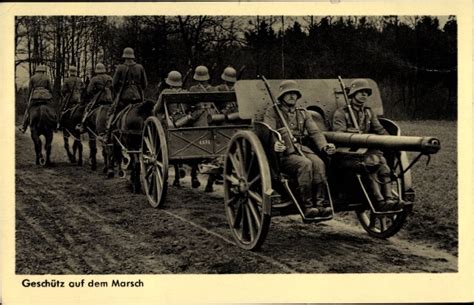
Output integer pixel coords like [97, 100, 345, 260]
[396, 120, 457, 254]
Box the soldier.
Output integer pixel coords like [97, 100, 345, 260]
[104, 47, 147, 143]
[215, 66, 238, 115]
[215, 66, 236, 92]
[61, 65, 85, 109]
[19, 65, 53, 133]
[76, 63, 113, 131]
[264, 80, 336, 218]
[189, 65, 215, 93]
[332, 79, 403, 211]
[188, 65, 218, 127]
[153, 70, 187, 118]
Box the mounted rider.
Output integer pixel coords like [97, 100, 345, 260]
[77, 63, 113, 132]
[104, 47, 148, 143]
[332, 78, 404, 211]
[57, 65, 85, 128]
[264, 80, 336, 218]
[61, 66, 85, 108]
[19, 65, 53, 133]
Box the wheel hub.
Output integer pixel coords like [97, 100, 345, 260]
[238, 178, 248, 194]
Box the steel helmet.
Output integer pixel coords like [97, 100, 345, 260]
[347, 79, 372, 97]
[122, 47, 135, 59]
[165, 70, 183, 87]
[277, 80, 302, 101]
[95, 63, 106, 74]
[35, 65, 47, 73]
[193, 65, 210, 81]
[221, 66, 237, 83]
[69, 66, 77, 76]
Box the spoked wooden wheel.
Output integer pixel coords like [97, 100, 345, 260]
[224, 131, 272, 250]
[140, 117, 169, 208]
[356, 209, 408, 239]
[356, 152, 410, 238]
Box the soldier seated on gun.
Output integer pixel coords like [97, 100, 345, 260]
[152, 70, 189, 126]
[19, 65, 53, 133]
[77, 63, 113, 132]
[264, 80, 336, 218]
[332, 79, 404, 211]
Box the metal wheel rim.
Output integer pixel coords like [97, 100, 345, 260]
[140, 117, 169, 208]
[357, 154, 408, 238]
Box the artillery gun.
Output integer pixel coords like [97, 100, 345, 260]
[140, 78, 441, 250]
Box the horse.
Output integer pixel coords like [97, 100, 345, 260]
[82, 103, 111, 173]
[59, 104, 88, 167]
[108, 100, 155, 193]
[28, 102, 57, 166]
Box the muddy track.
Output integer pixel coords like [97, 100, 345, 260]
[15, 131, 457, 274]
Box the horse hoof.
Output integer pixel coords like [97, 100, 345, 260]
[204, 185, 214, 193]
[102, 167, 108, 174]
[77, 160, 83, 166]
[39, 158, 46, 166]
[172, 180, 181, 187]
[107, 171, 115, 179]
[191, 179, 201, 188]
[91, 164, 97, 171]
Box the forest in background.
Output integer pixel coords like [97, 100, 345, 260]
[15, 15, 457, 120]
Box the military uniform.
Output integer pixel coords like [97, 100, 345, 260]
[154, 87, 186, 115]
[332, 79, 401, 210]
[333, 105, 386, 135]
[105, 48, 148, 141]
[264, 105, 329, 187]
[188, 82, 218, 127]
[62, 76, 85, 107]
[20, 66, 53, 132]
[215, 83, 234, 92]
[215, 83, 237, 115]
[76, 64, 114, 132]
[112, 62, 147, 109]
[87, 74, 113, 105]
[30, 73, 53, 101]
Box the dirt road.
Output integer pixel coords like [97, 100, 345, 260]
[15, 130, 457, 274]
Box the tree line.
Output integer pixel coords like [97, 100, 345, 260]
[15, 15, 457, 120]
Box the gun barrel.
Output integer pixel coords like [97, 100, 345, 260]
[323, 132, 441, 155]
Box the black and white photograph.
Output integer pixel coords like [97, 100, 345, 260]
[1, 1, 473, 304]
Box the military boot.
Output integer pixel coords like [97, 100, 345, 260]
[301, 199, 321, 219]
[368, 174, 391, 212]
[382, 180, 404, 210]
[312, 183, 332, 217]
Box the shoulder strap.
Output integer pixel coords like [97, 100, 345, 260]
[343, 109, 352, 127]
